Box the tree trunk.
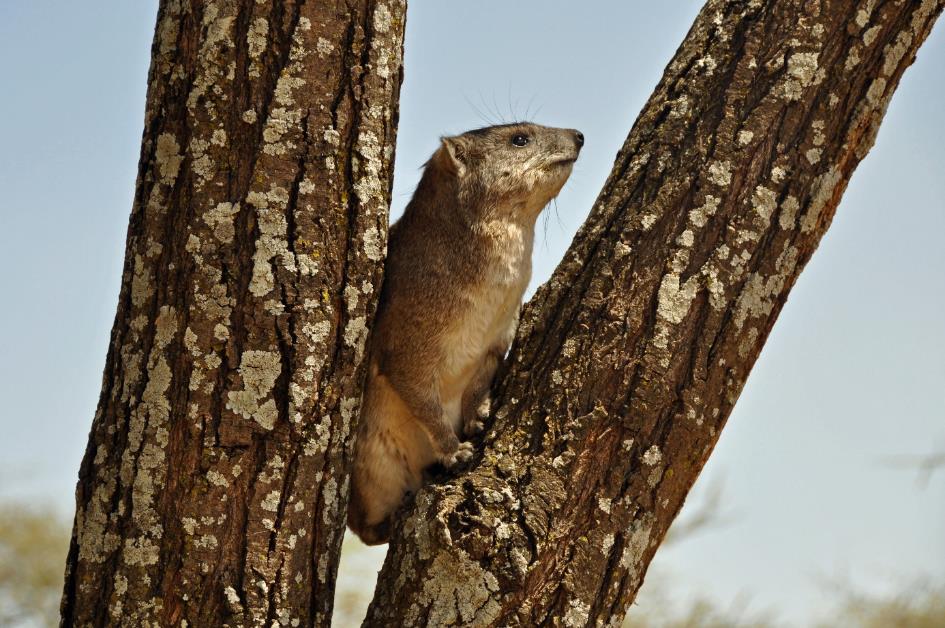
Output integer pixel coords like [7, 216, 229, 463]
[61, 1, 404, 626]
[365, 1, 942, 626]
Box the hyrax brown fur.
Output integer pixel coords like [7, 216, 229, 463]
[347, 122, 583, 544]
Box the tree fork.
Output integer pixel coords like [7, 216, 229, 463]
[364, 1, 943, 625]
[61, 1, 405, 626]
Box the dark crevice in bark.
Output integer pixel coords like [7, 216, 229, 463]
[329, 18, 359, 130]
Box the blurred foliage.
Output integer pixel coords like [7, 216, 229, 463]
[1, 501, 942, 628]
[817, 580, 945, 628]
[0, 503, 70, 627]
[623, 582, 945, 628]
[624, 574, 777, 628]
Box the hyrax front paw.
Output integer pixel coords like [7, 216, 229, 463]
[440, 441, 474, 468]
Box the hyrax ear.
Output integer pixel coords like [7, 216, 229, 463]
[434, 136, 469, 177]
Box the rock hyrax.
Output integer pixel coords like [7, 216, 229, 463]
[348, 122, 584, 544]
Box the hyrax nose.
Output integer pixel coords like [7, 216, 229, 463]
[573, 130, 584, 148]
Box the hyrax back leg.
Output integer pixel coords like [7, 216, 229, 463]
[348, 373, 425, 544]
[385, 369, 472, 467]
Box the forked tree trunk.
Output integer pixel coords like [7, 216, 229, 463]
[61, 1, 405, 625]
[364, 1, 942, 625]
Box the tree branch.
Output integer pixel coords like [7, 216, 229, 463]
[61, 2, 405, 625]
[365, 1, 943, 625]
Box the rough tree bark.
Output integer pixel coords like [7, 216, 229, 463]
[61, 1, 405, 626]
[365, 1, 942, 626]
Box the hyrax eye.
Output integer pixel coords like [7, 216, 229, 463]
[510, 134, 529, 147]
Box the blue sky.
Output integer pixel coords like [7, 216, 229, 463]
[1, 2, 942, 625]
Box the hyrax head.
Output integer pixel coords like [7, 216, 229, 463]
[430, 122, 584, 219]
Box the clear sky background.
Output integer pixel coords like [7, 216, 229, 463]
[0, 2, 942, 625]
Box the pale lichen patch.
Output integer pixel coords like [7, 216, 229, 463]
[203, 202, 240, 243]
[339, 396, 359, 432]
[185, 235, 201, 255]
[733, 266, 793, 331]
[373, 4, 393, 33]
[226, 350, 282, 430]
[353, 130, 386, 207]
[364, 226, 387, 262]
[811, 120, 826, 146]
[247, 18, 269, 62]
[122, 536, 160, 567]
[299, 178, 317, 196]
[619, 514, 656, 588]
[302, 320, 331, 346]
[224, 586, 243, 614]
[845, 47, 861, 71]
[783, 52, 820, 100]
[273, 75, 307, 109]
[801, 166, 841, 233]
[323, 128, 341, 147]
[689, 195, 720, 227]
[656, 274, 697, 325]
[676, 229, 694, 247]
[206, 470, 229, 487]
[866, 78, 887, 105]
[695, 54, 718, 75]
[316, 37, 333, 57]
[411, 550, 502, 626]
[563, 599, 591, 627]
[211, 129, 227, 147]
[185, 9, 235, 117]
[752, 185, 777, 221]
[131, 255, 153, 308]
[247, 187, 296, 297]
[642, 446, 662, 466]
[601, 533, 615, 555]
[261, 490, 281, 512]
[701, 261, 726, 310]
[344, 317, 369, 360]
[155, 133, 183, 185]
[739, 327, 760, 358]
[188, 137, 214, 188]
[779, 196, 800, 230]
[75, 475, 120, 563]
[707, 161, 732, 187]
[262, 106, 303, 155]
